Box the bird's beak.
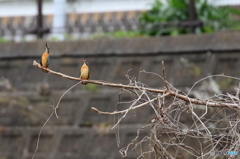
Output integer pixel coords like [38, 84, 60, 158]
[45, 43, 49, 53]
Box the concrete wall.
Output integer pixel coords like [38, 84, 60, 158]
[0, 31, 240, 159]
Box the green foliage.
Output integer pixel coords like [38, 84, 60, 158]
[80, 121, 92, 127]
[82, 83, 98, 92]
[106, 31, 142, 38]
[180, 58, 202, 77]
[0, 38, 9, 43]
[216, 77, 233, 89]
[90, 31, 143, 39]
[189, 63, 202, 77]
[50, 36, 59, 41]
[64, 33, 75, 40]
[139, 0, 240, 36]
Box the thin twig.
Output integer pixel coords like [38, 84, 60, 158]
[32, 110, 54, 159]
[91, 93, 170, 115]
[187, 74, 240, 96]
[54, 81, 82, 118]
[161, 61, 169, 91]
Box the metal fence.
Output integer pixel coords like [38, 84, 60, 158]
[0, 10, 144, 41]
[1, 3, 240, 41]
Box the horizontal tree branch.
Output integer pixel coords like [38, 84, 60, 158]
[33, 60, 240, 111]
[33, 60, 165, 93]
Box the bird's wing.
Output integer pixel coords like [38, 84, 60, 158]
[79, 67, 82, 78]
[47, 56, 50, 67]
[40, 56, 43, 66]
[88, 68, 90, 79]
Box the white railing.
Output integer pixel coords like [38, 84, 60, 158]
[209, 0, 240, 6]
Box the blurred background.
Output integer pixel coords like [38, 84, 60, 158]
[0, 0, 240, 159]
[0, 0, 240, 41]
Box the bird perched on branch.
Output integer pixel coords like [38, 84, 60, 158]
[80, 59, 90, 85]
[40, 43, 50, 73]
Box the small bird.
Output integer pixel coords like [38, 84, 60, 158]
[40, 43, 50, 73]
[80, 59, 90, 85]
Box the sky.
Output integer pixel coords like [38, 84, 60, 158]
[0, 0, 239, 17]
[0, 0, 154, 17]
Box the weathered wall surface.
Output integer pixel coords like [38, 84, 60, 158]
[0, 31, 240, 159]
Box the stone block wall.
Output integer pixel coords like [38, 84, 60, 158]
[0, 31, 240, 158]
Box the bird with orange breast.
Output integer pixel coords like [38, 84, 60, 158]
[80, 59, 90, 85]
[40, 43, 50, 73]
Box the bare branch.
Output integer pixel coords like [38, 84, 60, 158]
[54, 81, 82, 118]
[33, 60, 240, 109]
[161, 61, 169, 91]
[33, 60, 164, 93]
[32, 110, 54, 159]
[91, 93, 170, 115]
[33, 59, 240, 158]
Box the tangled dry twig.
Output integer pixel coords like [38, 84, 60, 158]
[33, 60, 240, 158]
